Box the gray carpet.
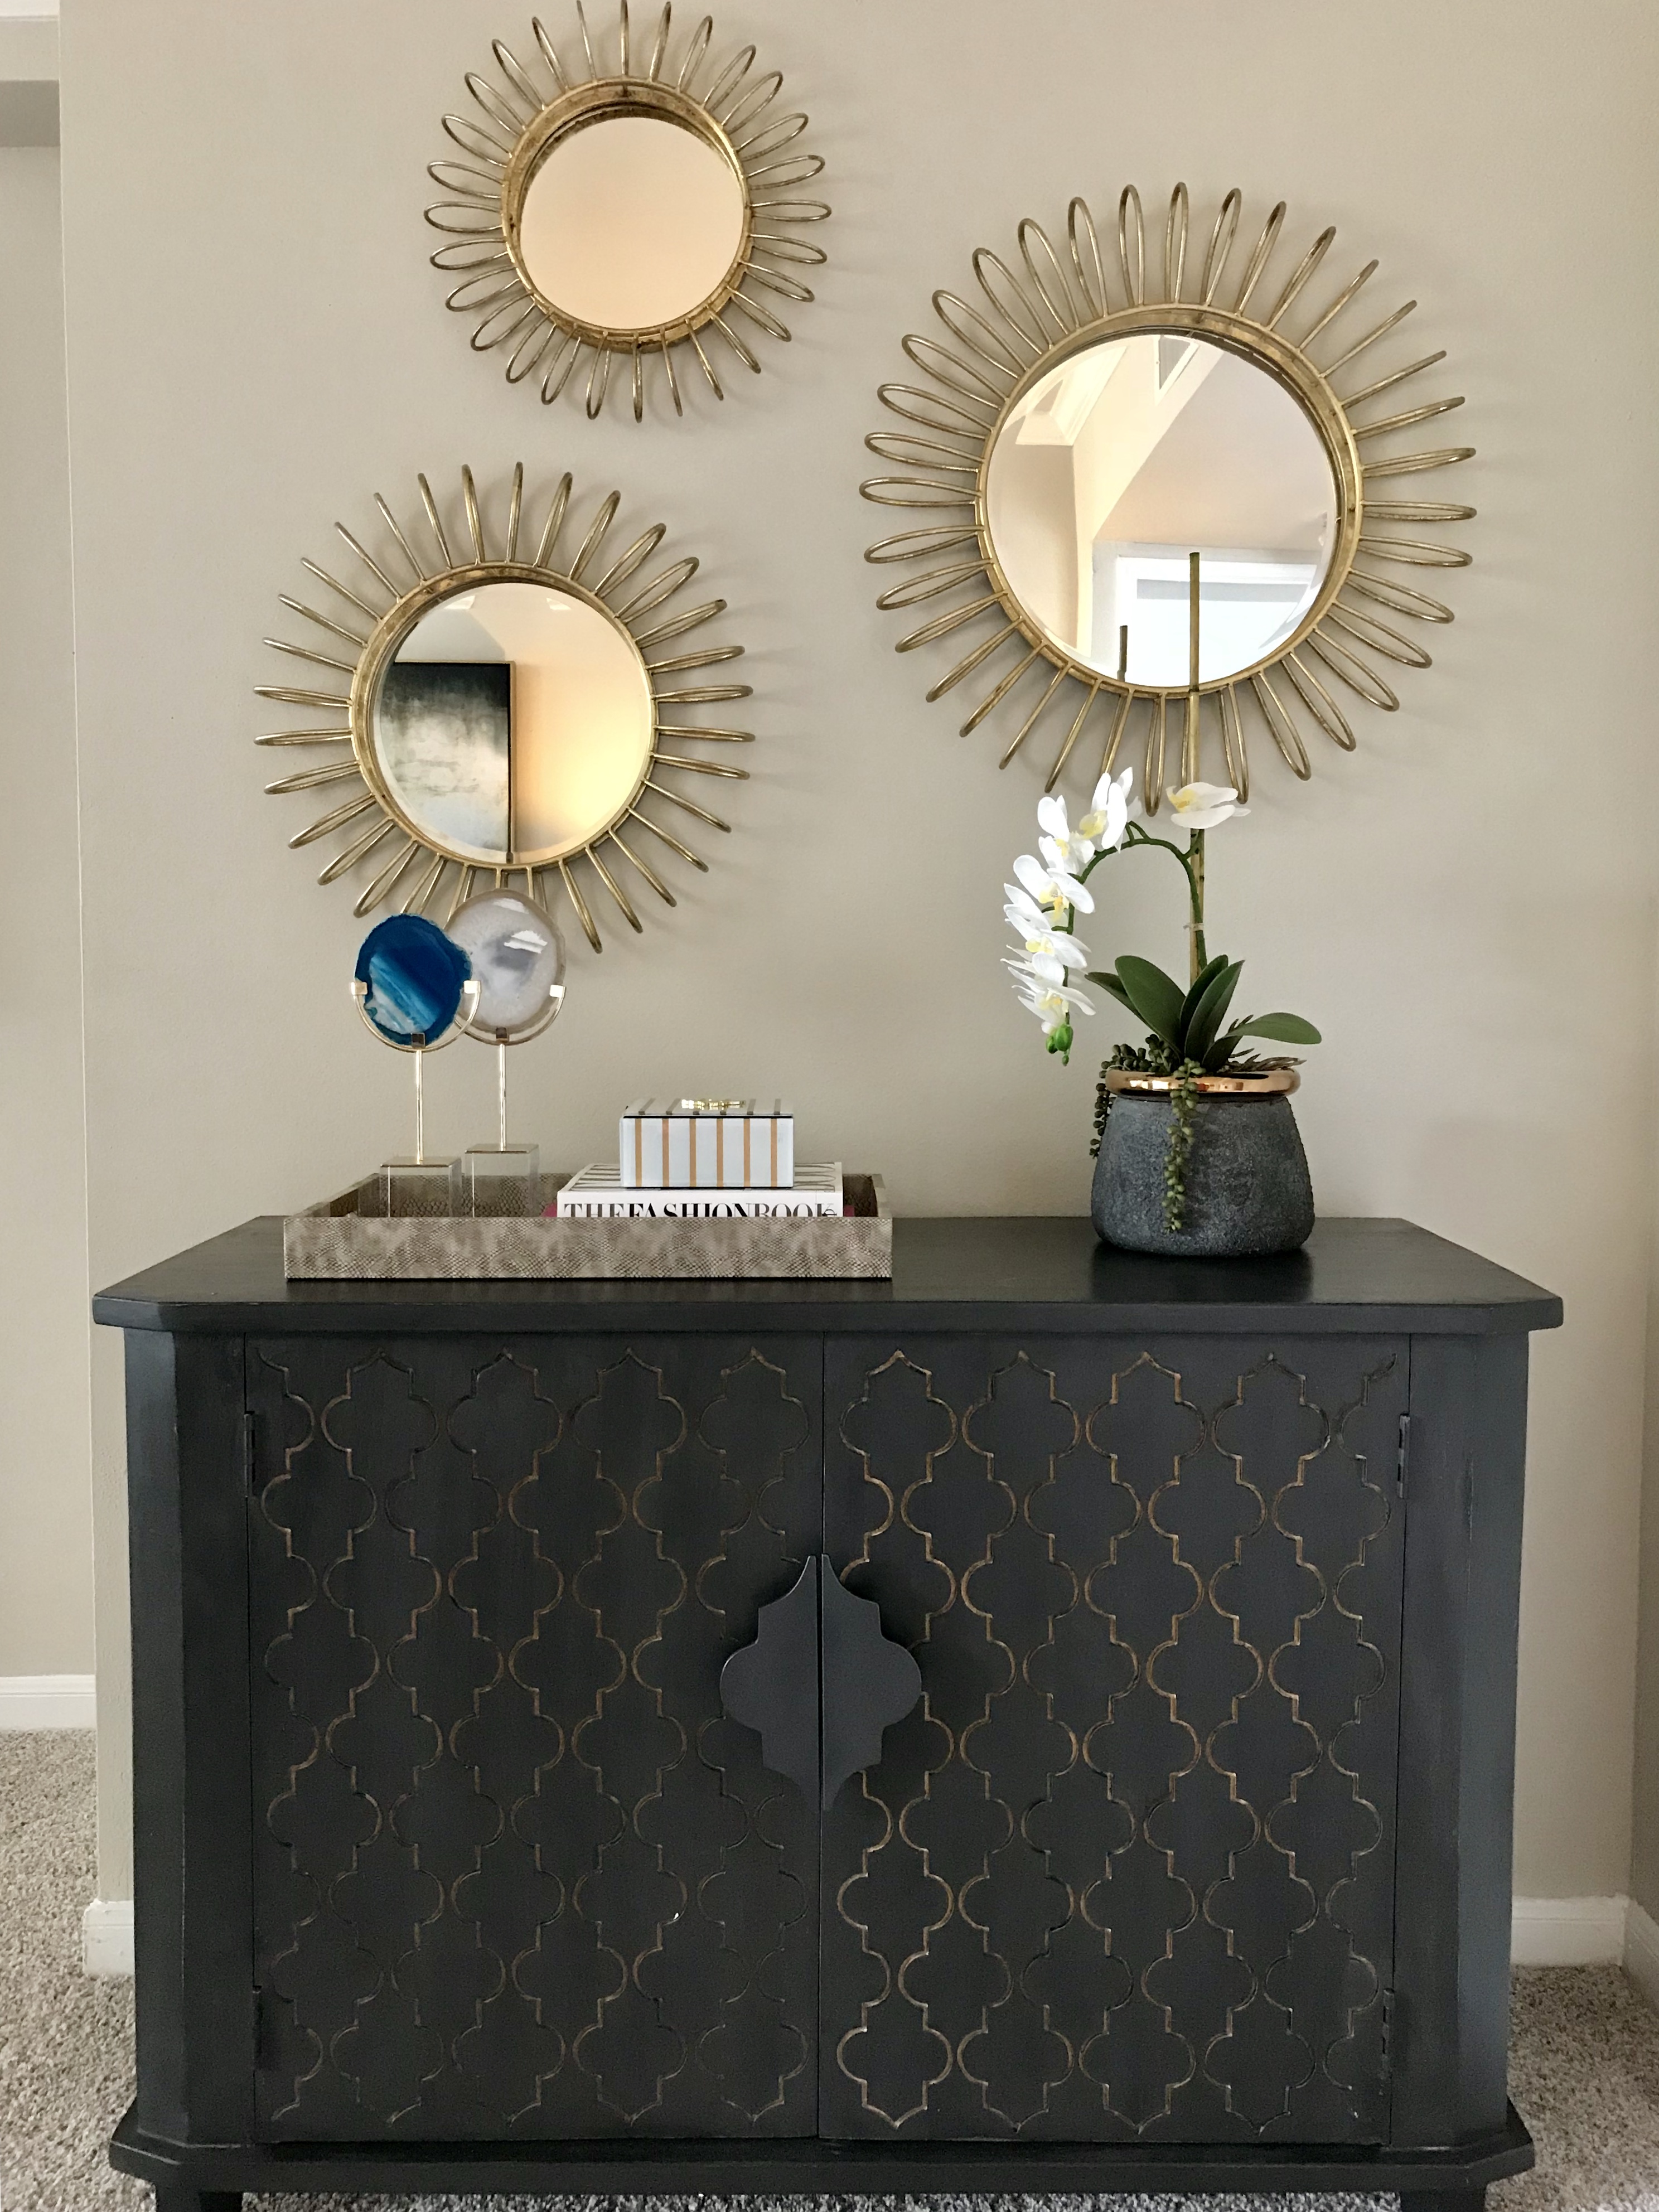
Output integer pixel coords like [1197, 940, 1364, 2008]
[2, 1735, 1653, 2212]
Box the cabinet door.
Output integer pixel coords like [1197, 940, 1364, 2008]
[246, 1333, 820, 2141]
[820, 1334, 1407, 2144]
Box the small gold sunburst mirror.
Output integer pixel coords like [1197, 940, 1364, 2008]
[426, 4, 829, 420]
[258, 466, 751, 951]
[863, 185, 1473, 807]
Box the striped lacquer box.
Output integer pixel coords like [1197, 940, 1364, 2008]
[620, 1098, 795, 1189]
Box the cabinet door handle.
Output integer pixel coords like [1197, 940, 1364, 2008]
[818, 1560, 922, 1810]
[720, 1558, 923, 1809]
[719, 1557, 820, 1803]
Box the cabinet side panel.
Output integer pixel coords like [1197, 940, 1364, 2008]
[1391, 1334, 1528, 2145]
[177, 1332, 257, 2136]
[127, 1328, 253, 2143]
[126, 1328, 186, 2141]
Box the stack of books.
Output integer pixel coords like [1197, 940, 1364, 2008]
[551, 1096, 846, 1218]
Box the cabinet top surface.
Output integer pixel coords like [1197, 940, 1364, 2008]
[92, 1213, 1562, 1337]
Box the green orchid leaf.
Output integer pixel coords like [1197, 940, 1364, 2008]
[1113, 956, 1186, 1047]
[1085, 970, 1136, 1013]
[1227, 1011, 1323, 1047]
[1183, 960, 1245, 1065]
[1176, 954, 1230, 1051]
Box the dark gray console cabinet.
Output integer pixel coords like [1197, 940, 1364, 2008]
[95, 1214, 1560, 2210]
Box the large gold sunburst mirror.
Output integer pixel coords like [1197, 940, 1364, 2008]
[258, 466, 751, 951]
[863, 184, 1472, 807]
[425, 4, 828, 421]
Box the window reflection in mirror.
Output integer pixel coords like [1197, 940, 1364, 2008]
[518, 113, 746, 333]
[985, 333, 1339, 687]
[372, 582, 654, 867]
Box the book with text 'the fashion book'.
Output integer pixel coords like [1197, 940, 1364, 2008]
[552, 1162, 843, 1219]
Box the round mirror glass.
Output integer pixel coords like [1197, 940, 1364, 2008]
[372, 581, 654, 867]
[518, 113, 747, 332]
[985, 332, 1339, 688]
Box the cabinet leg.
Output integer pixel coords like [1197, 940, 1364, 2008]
[154, 2190, 241, 2212]
[1400, 2194, 1484, 2212]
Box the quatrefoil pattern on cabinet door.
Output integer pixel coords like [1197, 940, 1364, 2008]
[245, 1334, 820, 2141]
[819, 1335, 1407, 2143]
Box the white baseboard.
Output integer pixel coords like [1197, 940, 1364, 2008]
[81, 1897, 133, 1978]
[1511, 1892, 1628, 1965]
[0, 1672, 95, 1730]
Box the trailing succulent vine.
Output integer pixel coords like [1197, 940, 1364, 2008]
[1007, 773, 1319, 1232]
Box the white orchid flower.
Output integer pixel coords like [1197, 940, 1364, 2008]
[1003, 887, 1090, 951]
[1003, 883, 1051, 932]
[1004, 930, 1090, 985]
[1036, 794, 1096, 878]
[1008, 967, 1095, 1037]
[1078, 765, 1136, 850]
[1008, 901, 1090, 950]
[1004, 919, 1092, 974]
[1013, 850, 1094, 916]
[1167, 780, 1249, 830]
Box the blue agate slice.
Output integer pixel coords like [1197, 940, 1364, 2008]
[355, 914, 472, 1045]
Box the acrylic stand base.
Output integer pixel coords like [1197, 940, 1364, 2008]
[358, 1158, 460, 1218]
[460, 1144, 541, 1218]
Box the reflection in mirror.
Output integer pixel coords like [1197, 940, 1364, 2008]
[519, 114, 747, 333]
[985, 333, 1339, 688]
[373, 582, 654, 867]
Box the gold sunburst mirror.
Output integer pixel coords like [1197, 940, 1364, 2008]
[258, 466, 751, 951]
[425, 4, 829, 421]
[863, 184, 1472, 807]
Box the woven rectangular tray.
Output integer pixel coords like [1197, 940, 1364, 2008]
[283, 1173, 890, 1281]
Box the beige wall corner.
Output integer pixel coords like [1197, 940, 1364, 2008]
[1628, 976, 1659, 1923]
[0, 142, 93, 1688]
[0, 15, 59, 147]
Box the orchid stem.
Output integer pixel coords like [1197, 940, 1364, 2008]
[1074, 821, 1208, 982]
[1188, 829, 1206, 985]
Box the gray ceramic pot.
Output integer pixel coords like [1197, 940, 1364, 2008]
[1091, 1091, 1314, 1258]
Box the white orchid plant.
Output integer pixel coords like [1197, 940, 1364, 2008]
[1004, 771, 1321, 1228]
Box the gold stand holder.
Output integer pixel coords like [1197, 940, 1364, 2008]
[352, 977, 481, 1218]
[458, 982, 566, 1219]
[1183, 548, 1202, 787]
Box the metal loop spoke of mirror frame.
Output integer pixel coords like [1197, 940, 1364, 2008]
[862, 183, 1471, 809]
[258, 466, 752, 952]
[426, 5, 829, 422]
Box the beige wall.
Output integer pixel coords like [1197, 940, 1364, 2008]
[57, 0, 1659, 1901]
[1634, 1209, 1659, 1914]
[0, 141, 93, 1679]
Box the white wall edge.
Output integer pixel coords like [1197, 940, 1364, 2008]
[0, 1671, 94, 1729]
[1511, 1892, 1628, 1966]
[0, 15, 59, 79]
[1624, 1899, 1659, 2010]
[81, 1896, 133, 1978]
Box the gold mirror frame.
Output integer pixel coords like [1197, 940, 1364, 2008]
[258, 465, 752, 952]
[863, 184, 1473, 808]
[426, 4, 829, 422]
